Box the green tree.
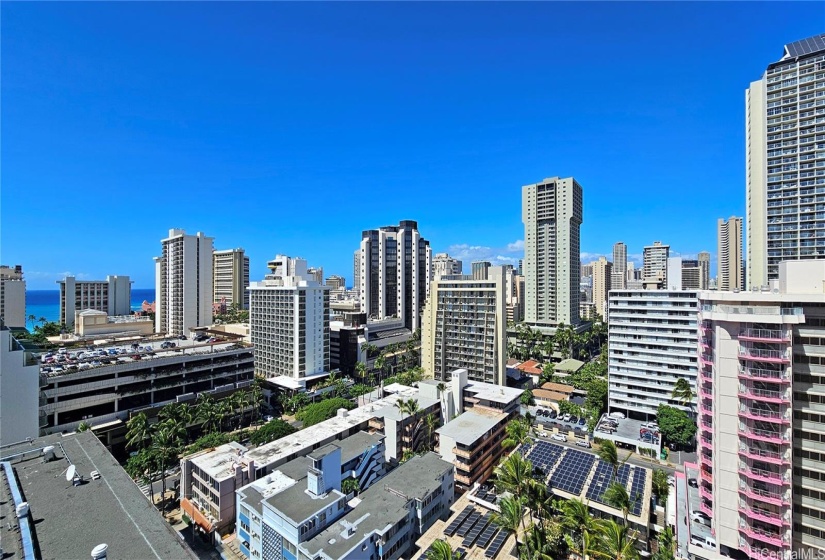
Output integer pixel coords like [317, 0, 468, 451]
[651, 469, 670, 509]
[585, 378, 608, 417]
[426, 539, 461, 560]
[671, 377, 695, 415]
[656, 404, 698, 446]
[593, 519, 639, 560]
[603, 482, 632, 526]
[501, 417, 531, 450]
[423, 413, 438, 452]
[76, 421, 92, 432]
[151, 422, 183, 509]
[520, 388, 535, 407]
[125, 448, 157, 503]
[296, 398, 355, 427]
[196, 393, 221, 433]
[126, 412, 151, 450]
[249, 379, 265, 424]
[341, 477, 360, 496]
[597, 439, 620, 478]
[354, 361, 368, 384]
[249, 419, 298, 445]
[491, 495, 527, 558]
[652, 526, 676, 560]
[186, 431, 232, 454]
[559, 498, 598, 550]
[493, 452, 535, 500]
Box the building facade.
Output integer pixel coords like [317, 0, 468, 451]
[522, 176, 583, 328]
[154, 229, 214, 336]
[608, 290, 699, 419]
[612, 242, 628, 290]
[0, 322, 41, 443]
[421, 268, 507, 385]
[432, 253, 462, 280]
[695, 261, 825, 557]
[697, 251, 711, 290]
[718, 216, 744, 292]
[58, 275, 132, 327]
[213, 249, 250, 310]
[325, 275, 346, 290]
[471, 261, 491, 280]
[746, 34, 825, 289]
[0, 265, 25, 328]
[357, 220, 431, 332]
[249, 256, 330, 381]
[643, 241, 670, 288]
[592, 256, 612, 318]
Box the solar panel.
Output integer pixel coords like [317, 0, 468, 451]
[549, 449, 595, 495]
[786, 34, 825, 58]
[476, 523, 500, 549]
[586, 461, 632, 505]
[629, 469, 647, 516]
[455, 511, 481, 538]
[444, 505, 474, 536]
[462, 512, 492, 547]
[485, 529, 510, 558]
[523, 441, 565, 473]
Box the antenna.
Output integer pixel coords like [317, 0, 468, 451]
[66, 464, 77, 482]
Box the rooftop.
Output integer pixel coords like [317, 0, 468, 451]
[266, 480, 344, 524]
[554, 358, 584, 373]
[539, 382, 575, 394]
[335, 431, 384, 464]
[0, 432, 196, 560]
[189, 441, 249, 480]
[533, 389, 570, 402]
[463, 380, 523, 404]
[516, 359, 542, 375]
[436, 409, 508, 445]
[301, 453, 452, 559]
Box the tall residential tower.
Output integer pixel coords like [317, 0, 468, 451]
[612, 242, 627, 290]
[717, 216, 744, 292]
[213, 248, 250, 310]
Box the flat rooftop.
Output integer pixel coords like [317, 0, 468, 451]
[436, 409, 508, 445]
[301, 453, 452, 559]
[189, 441, 249, 480]
[0, 432, 196, 560]
[464, 381, 523, 404]
[265, 480, 344, 524]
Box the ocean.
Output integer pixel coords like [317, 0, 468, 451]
[25, 288, 155, 324]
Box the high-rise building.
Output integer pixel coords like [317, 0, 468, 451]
[607, 289, 698, 419]
[666, 257, 683, 291]
[307, 266, 324, 284]
[591, 257, 612, 318]
[431, 253, 462, 280]
[471, 261, 491, 280]
[517, 259, 523, 276]
[746, 34, 825, 288]
[0, 265, 26, 328]
[213, 249, 250, 310]
[718, 216, 744, 292]
[694, 261, 825, 556]
[581, 262, 594, 279]
[154, 229, 214, 336]
[357, 220, 431, 332]
[522, 176, 583, 328]
[325, 275, 346, 290]
[421, 267, 507, 385]
[612, 242, 628, 290]
[352, 250, 360, 293]
[698, 251, 711, 290]
[249, 256, 330, 381]
[643, 241, 670, 288]
[57, 275, 132, 327]
[681, 259, 701, 290]
[0, 321, 41, 442]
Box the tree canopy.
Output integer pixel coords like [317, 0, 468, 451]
[295, 398, 355, 427]
[656, 404, 697, 446]
[249, 419, 298, 445]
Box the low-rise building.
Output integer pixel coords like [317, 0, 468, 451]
[436, 408, 509, 493]
[533, 381, 575, 411]
[299, 453, 454, 560]
[73, 309, 154, 338]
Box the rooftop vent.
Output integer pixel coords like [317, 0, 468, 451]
[15, 502, 29, 518]
[91, 544, 108, 560]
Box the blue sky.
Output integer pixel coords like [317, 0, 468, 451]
[3, 2, 823, 290]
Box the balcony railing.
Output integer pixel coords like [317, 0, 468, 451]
[699, 354, 714, 366]
[739, 482, 789, 506]
[739, 405, 790, 423]
[738, 348, 790, 363]
[738, 444, 788, 464]
[700, 485, 713, 502]
[738, 522, 790, 548]
[738, 385, 790, 404]
[739, 502, 789, 526]
[739, 328, 791, 342]
[739, 463, 790, 484]
[738, 366, 790, 383]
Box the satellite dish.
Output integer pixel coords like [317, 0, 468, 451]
[66, 464, 77, 481]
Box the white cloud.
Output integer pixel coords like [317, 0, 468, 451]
[506, 240, 524, 252]
[445, 239, 524, 267]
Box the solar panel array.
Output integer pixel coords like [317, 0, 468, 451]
[455, 511, 481, 538]
[585, 462, 631, 504]
[444, 505, 474, 537]
[463, 512, 492, 547]
[550, 449, 595, 495]
[785, 34, 825, 58]
[485, 529, 510, 558]
[629, 468, 647, 516]
[524, 441, 565, 473]
[476, 521, 500, 549]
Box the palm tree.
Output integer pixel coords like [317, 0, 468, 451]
[249, 379, 265, 423]
[501, 417, 531, 450]
[426, 539, 461, 560]
[126, 412, 151, 450]
[375, 354, 387, 382]
[597, 439, 620, 478]
[436, 381, 448, 420]
[27, 314, 36, 330]
[491, 495, 527, 557]
[395, 398, 422, 453]
[493, 452, 535, 500]
[651, 469, 670, 508]
[593, 519, 639, 560]
[76, 421, 92, 432]
[354, 361, 367, 384]
[671, 377, 695, 410]
[567, 528, 600, 560]
[196, 394, 221, 433]
[423, 413, 438, 452]
[653, 526, 675, 560]
[151, 423, 182, 510]
[560, 498, 598, 550]
[603, 482, 633, 526]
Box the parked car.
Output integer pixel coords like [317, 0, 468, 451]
[690, 535, 716, 550]
[178, 334, 187, 340]
[548, 410, 558, 419]
[551, 433, 567, 442]
[569, 415, 578, 424]
[562, 413, 572, 422]
[575, 440, 592, 448]
[577, 417, 587, 426]
[688, 478, 699, 488]
[690, 510, 710, 524]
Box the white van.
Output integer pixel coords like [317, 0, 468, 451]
[690, 535, 716, 550]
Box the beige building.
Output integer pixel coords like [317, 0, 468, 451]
[612, 242, 627, 290]
[695, 260, 825, 557]
[717, 216, 743, 292]
[431, 253, 462, 280]
[698, 251, 711, 290]
[522, 177, 583, 329]
[421, 267, 507, 385]
[58, 275, 132, 327]
[643, 241, 670, 288]
[0, 265, 25, 328]
[213, 248, 249, 310]
[74, 309, 154, 338]
[591, 256, 612, 318]
[746, 34, 825, 288]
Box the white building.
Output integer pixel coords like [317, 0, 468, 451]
[0, 322, 41, 443]
[666, 257, 683, 291]
[746, 33, 825, 289]
[154, 229, 214, 336]
[612, 242, 627, 290]
[717, 216, 744, 292]
[213, 248, 250, 310]
[421, 267, 507, 385]
[57, 275, 132, 327]
[608, 289, 699, 419]
[431, 252, 463, 280]
[694, 261, 825, 557]
[249, 256, 330, 382]
[643, 241, 670, 288]
[0, 265, 25, 328]
[522, 176, 583, 329]
[358, 220, 431, 332]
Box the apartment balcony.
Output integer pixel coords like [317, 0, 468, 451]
[738, 522, 790, 549]
[700, 468, 713, 485]
[739, 540, 786, 560]
[738, 384, 790, 404]
[699, 386, 713, 400]
[739, 501, 789, 527]
[699, 354, 714, 367]
[738, 444, 789, 465]
[738, 366, 790, 383]
[738, 425, 790, 446]
[699, 484, 713, 502]
[700, 451, 713, 469]
[453, 446, 473, 459]
[738, 462, 790, 485]
[739, 328, 791, 343]
[701, 436, 713, 451]
[700, 501, 713, 517]
[738, 481, 790, 506]
[738, 404, 790, 424]
[738, 348, 790, 363]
